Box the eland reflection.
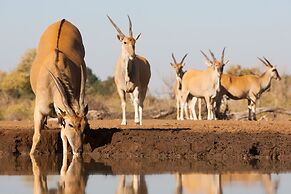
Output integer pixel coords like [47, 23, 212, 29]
[175, 172, 279, 194]
[175, 173, 222, 194]
[116, 175, 148, 194]
[30, 155, 87, 194]
[221, 173, 279, 194]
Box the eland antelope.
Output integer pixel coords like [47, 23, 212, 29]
[30, 19, 88, 156]
[170, 53, 202, 120]
[107, 15, 151, 125]
[215, 57, 281, 120]
[180, 48, 226, 120]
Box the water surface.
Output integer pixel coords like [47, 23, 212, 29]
[0, 155, 289, 194]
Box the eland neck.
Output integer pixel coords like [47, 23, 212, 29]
[119, 50, 132, 83]
[259, 70, 273, 93]
[207, 66, 223, 93]
[176, 69, 186, 90]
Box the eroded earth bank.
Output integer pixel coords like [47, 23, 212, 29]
[0, 120, 291, 175]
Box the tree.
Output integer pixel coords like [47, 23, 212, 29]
[86, 67, 101, 95]
[84, 71, 116, 113]
[0, 48, 36, 98]
[85, 67, 116, 96]
[96, 76, 116, 96]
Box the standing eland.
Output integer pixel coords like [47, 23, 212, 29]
[30, 19, 88, 156]
[215, 57, 281, 120]
[107, 15, 151, 125]
[180, 48, 226, 120]
[170, 53, 202, 120]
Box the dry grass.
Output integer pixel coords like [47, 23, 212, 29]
[0, 75, 289, 121]
[0, 96, 34, 120]
[86, 92, 175, 113]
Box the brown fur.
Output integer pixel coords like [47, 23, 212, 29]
[30, 19, 87, 156]
[180, 49, 226, 120]
[216, 58, 281, 120]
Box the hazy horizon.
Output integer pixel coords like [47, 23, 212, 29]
[0, 0, 290, 96]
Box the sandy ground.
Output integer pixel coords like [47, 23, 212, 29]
[0, 119, 291, 174]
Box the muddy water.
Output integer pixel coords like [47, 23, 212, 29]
[0, 155, 290, 194]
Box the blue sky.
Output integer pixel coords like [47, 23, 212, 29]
[0, 0, 290, 95]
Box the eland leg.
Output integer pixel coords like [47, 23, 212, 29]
[30, 106, 45, 155]
[184, 102, 190, 120]
[176, 98, 180, 120]
[190, 97, 198, 120]
[252, 102, 257, 121]
[198, 98, 202, 120]
[215, 94, 223, 119]
[211, 98, 217, 120]
[247, 99, 252, 120]
[61, 129, 68, 156]
[205, 97, 212, 120]
[132, 88, 140, 124]
[249, 94, 257, 121]
[138, 88, 148, 125]
[118, 88, 127, 125]
[250, 100, 257, 121]
[180, 91, 190, 120]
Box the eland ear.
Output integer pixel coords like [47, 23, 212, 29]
[205, 61, 212, 67]
[170, 63, 175, 67]
[57, 107, 66, 127]
[117, 34, 124, 41]
[57, 107, 66, 117]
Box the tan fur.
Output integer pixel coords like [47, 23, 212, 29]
[170, 53, 202, 120]
[216, 58, 281, 120]
[30, 19, 88, 156]
[108, 15, 151, 125]
[180, 49, 226, 120]
[171, 54, 189, 120]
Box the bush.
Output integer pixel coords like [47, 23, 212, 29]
[86, 68, 116, 96]
[0, 48, 36, 98]
[226, 64, 260, 76]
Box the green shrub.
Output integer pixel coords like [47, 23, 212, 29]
[0, 48, 36, 98]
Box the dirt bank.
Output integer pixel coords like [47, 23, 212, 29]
[0, 120, 291, 174]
